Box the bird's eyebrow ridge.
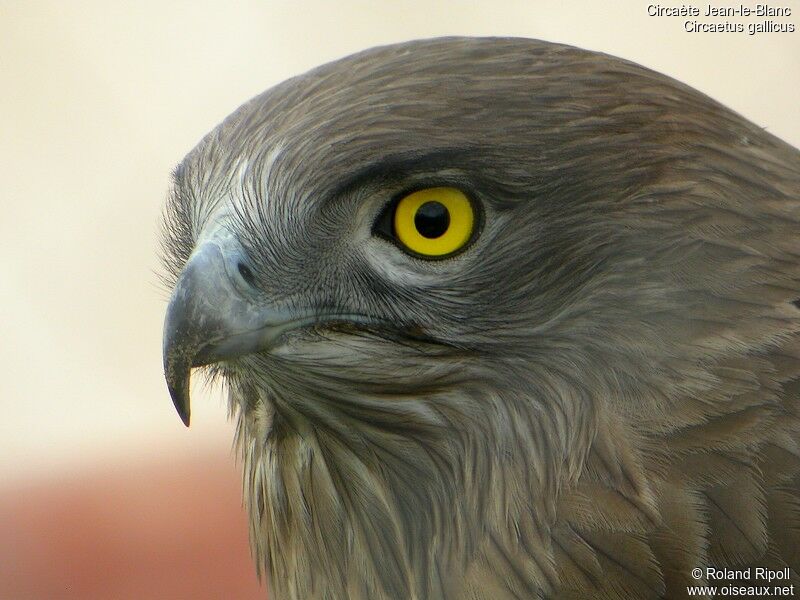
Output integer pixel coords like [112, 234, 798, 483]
[328, 146, 479, 199]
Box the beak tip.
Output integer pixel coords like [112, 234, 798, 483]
[165, 360, 193, 429]
[168, 385, 192, 428]
[168, 387, 192, 427]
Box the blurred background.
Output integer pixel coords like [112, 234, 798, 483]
[0, 1, 797, 598]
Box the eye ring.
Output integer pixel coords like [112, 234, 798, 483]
[388, 187, 477, 258]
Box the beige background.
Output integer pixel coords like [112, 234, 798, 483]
[1, 1, 798, 484]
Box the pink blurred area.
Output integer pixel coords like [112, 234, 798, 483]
[0, 451, 266, 599]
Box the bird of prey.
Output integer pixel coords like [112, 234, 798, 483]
[161, 37, 800, 600]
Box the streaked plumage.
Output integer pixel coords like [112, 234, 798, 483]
[160, 37, 800, 599]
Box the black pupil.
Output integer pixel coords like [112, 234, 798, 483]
[414, 201, 450, 239]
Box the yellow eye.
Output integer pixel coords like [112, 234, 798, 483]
[392, 187, 475, 257]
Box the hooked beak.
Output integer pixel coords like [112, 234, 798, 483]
[162, 242, 300, 427]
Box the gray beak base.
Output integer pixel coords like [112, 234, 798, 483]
[162, 242, 290, 427]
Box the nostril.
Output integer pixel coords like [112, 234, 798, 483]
[237, 262, 256, 286]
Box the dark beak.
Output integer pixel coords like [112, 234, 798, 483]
[162, 242, 298, 426]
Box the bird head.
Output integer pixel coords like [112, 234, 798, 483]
[160, 37, 800, 599]
[163, 37, 675, 427]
